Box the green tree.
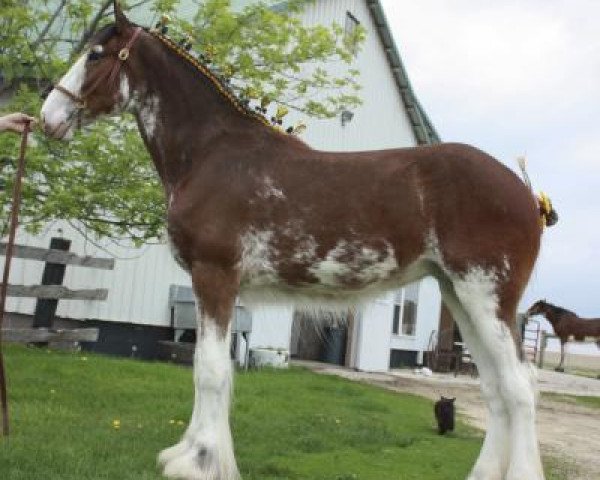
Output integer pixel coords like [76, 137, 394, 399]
[0, 0, 364, 244]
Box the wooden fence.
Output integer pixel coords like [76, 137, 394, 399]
[1, 238, 114, 344]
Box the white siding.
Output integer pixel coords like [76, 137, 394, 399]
[389, 277, 441, 356]
[288, 0, 417, 151]
[355, 278, 442, 372]
[247, 305, 294, 350]
[355, 293, 395, 371]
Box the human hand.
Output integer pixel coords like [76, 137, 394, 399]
[0, 113, 37, 134]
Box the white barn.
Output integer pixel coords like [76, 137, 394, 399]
[3, 0, 443, 372]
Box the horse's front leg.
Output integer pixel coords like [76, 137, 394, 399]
[160, 263, 241, 480]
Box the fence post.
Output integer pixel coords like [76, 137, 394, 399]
[32, 237, 71, 329]
[538, 331, 547, 369]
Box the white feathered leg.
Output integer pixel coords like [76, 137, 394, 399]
[160, 320, 239, 480]
[441, 268, 544, 480]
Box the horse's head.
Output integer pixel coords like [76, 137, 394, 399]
[41, 2, 142, 139]
[526, 300, 548, 316]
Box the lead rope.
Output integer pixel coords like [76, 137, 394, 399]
[0, 119, 31, 437]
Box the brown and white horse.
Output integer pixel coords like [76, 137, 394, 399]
[527, 300, 600, 371]
[41, 3, 552, 479]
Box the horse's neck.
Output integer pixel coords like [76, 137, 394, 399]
[543, 306, 560, 324]
[544, 305, 572, 325]
[130, 52, 263, 192]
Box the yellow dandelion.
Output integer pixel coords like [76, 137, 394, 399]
[112, 419, 121, 430]
[169, 419, 176, 425]
[177, 420, 185, 426]
[81, 356, 88, 361]
[50, 389, 56, 394]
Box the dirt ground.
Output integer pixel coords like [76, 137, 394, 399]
[298, 361, 600, 480]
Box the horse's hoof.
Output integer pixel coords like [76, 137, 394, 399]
[158, 440, 192, 467]
[161, 443, 240, 480]
[554, 367, 565, 373]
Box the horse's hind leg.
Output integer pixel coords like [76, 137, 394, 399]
[440, 267, 544, 480]
[159, 263, 241, 480]
[438, 275, 510, 479]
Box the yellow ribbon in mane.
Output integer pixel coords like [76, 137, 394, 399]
[537, 191, 553, 228]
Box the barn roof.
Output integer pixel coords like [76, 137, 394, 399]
[366, 1, 440, 145]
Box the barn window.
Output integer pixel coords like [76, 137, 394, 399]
[391, 283, 419, 336]
[345, 11, 360, 55]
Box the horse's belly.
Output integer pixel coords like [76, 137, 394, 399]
[239, 231, 429, 302]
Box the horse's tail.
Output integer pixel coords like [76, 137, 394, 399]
[517, 156, 559, 228]
[517, 156, 533, 191]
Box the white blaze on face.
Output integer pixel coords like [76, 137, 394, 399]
[40, 54, 88, 140]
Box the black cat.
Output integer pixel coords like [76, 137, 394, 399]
[434, 396, 455, 435]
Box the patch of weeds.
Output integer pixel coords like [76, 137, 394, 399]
[544, 453, 581, 480]
[542, 392, 600, 409]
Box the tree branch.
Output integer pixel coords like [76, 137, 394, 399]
[31, 0, 67, 50]
[70, 0, 113, 58]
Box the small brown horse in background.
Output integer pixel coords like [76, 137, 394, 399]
[527, 300, 600, 371]
[40, 3, 554, 479]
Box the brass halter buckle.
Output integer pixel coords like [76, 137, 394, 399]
[118, 48, 130, 61]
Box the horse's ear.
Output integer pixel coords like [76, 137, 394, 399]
[114, 1, 130, 31]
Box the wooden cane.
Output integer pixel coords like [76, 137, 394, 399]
[0, 120, 31, 437]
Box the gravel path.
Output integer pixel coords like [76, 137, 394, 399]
[297, 361, 600, 480]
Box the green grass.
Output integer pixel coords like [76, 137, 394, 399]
[541, 365, 599, 379]
[544, 454, 583, 480]
[542, 392, 600, 410]
[0, 344, 562, 479]
[566, 367, 600, 380]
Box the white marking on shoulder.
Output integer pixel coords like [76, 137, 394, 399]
[138, 95, 160, 139]
[502, 254, 511, 274]
[239, 229, 278, 285]
[259, 176, 286, 200]
[119, 75, 131, 108]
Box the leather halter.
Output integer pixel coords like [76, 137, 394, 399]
[54, 26, 143, 110]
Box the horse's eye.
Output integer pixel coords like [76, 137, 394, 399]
[88, 45, 104, 61]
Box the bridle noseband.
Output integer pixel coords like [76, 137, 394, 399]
[54, 26, 143, 111]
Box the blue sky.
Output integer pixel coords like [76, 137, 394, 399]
[381, 0, 600, 320]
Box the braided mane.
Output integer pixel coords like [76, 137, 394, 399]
[148, 29, 275, 129]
